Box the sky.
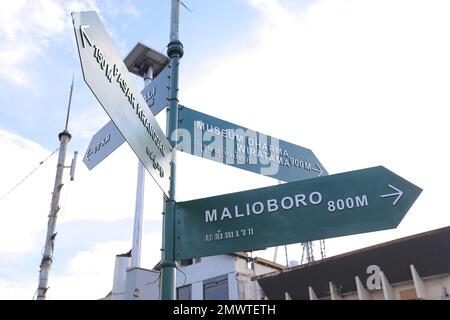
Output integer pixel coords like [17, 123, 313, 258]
[0, 0, 449, 300]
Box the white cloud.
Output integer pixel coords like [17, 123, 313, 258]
[46, 232, 162, 300]
[183, 0, 450, 260]
[0, 125, 164, 299]
[0, 0, 99, 86]
[47, 240, 128, 299]
[2, 0, 450, 299]
[69, 105, 110, 140]
[185, 0, 450, 179]
[0, 126, 162, 256]
[61, 140, 166, 223]
[124, 4, 140, 17]
[0, 278, 36, 300]
[0, 241, 126, 300]
[0, 129, 55, 253]
[102, 0, 140, 18]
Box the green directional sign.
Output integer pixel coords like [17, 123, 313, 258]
[175, 166, 422, 259]
[175, 106, 327, 182]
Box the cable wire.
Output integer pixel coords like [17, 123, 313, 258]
[179, 0, 193, 12]
[176, 265, 187, 286]
[0, 147, 59, 202]
[32, 288, 38, 300]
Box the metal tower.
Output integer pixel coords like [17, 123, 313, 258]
[300, 240, 326, 265]
[36, 76, 78, 300]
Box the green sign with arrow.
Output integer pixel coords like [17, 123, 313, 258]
[175, 105, 327, 182]
[175, 166, 422, 259]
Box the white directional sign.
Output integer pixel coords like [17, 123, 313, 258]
[141, 65, 171, 116]
[83, 121, 124, 170]
[72, 11, 172, 196]
[83, 65, 171, 170]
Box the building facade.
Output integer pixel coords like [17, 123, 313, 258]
[104, 252, 284, 300]
[255, 226, 450, 300]
[175, 253, 284, 300]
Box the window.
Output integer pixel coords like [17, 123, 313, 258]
[177, 285, 192, 300]
[203, 275, 229, 300]
[179, 259, 193, 266]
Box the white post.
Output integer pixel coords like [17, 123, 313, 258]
[131, 66, 153, 268]
[131, 162, 145, 268]
[284, 292, 292, 300]
[228, 272, 239, 300]
[380, 271, 396, 300]
[273, 246, 278, 263]
[308, 286, 318, 300]
[329, 282, 343, 300]
[410, 264, 428, 299]
[112, 254, 131, 300]
[355, 276, 371, 300]
[144, 66, 153, 86]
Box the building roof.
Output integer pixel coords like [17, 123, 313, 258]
[232, 252, 286, 270]
[116, 249, 132, 257]
[152, 252, 286, 271]
[255, 226, 450, 299]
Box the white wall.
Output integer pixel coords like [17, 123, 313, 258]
[176, 255, 236, 300]
[422, 275, 450, 300]
[111, 255, 131, 300]
[125, 267, 159, 300]
[234, 256, 281, 300]
[176, 254, 282, 300]
[177, 255, 235, 286]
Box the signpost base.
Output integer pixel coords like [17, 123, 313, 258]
[160, 201, 177, 300]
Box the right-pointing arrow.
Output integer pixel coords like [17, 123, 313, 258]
[380, 184, 403, 205]
[312, 164, 323, 177]
[175, 166, 422, 260]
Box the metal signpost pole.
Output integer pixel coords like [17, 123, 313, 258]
[160, 0, 183, 300]
[132, 164, 145, 268]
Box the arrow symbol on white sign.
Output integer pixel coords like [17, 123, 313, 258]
[380, 184, 403, 205]
[80, 25, 92, 48]
[312, 164, 323, 177]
